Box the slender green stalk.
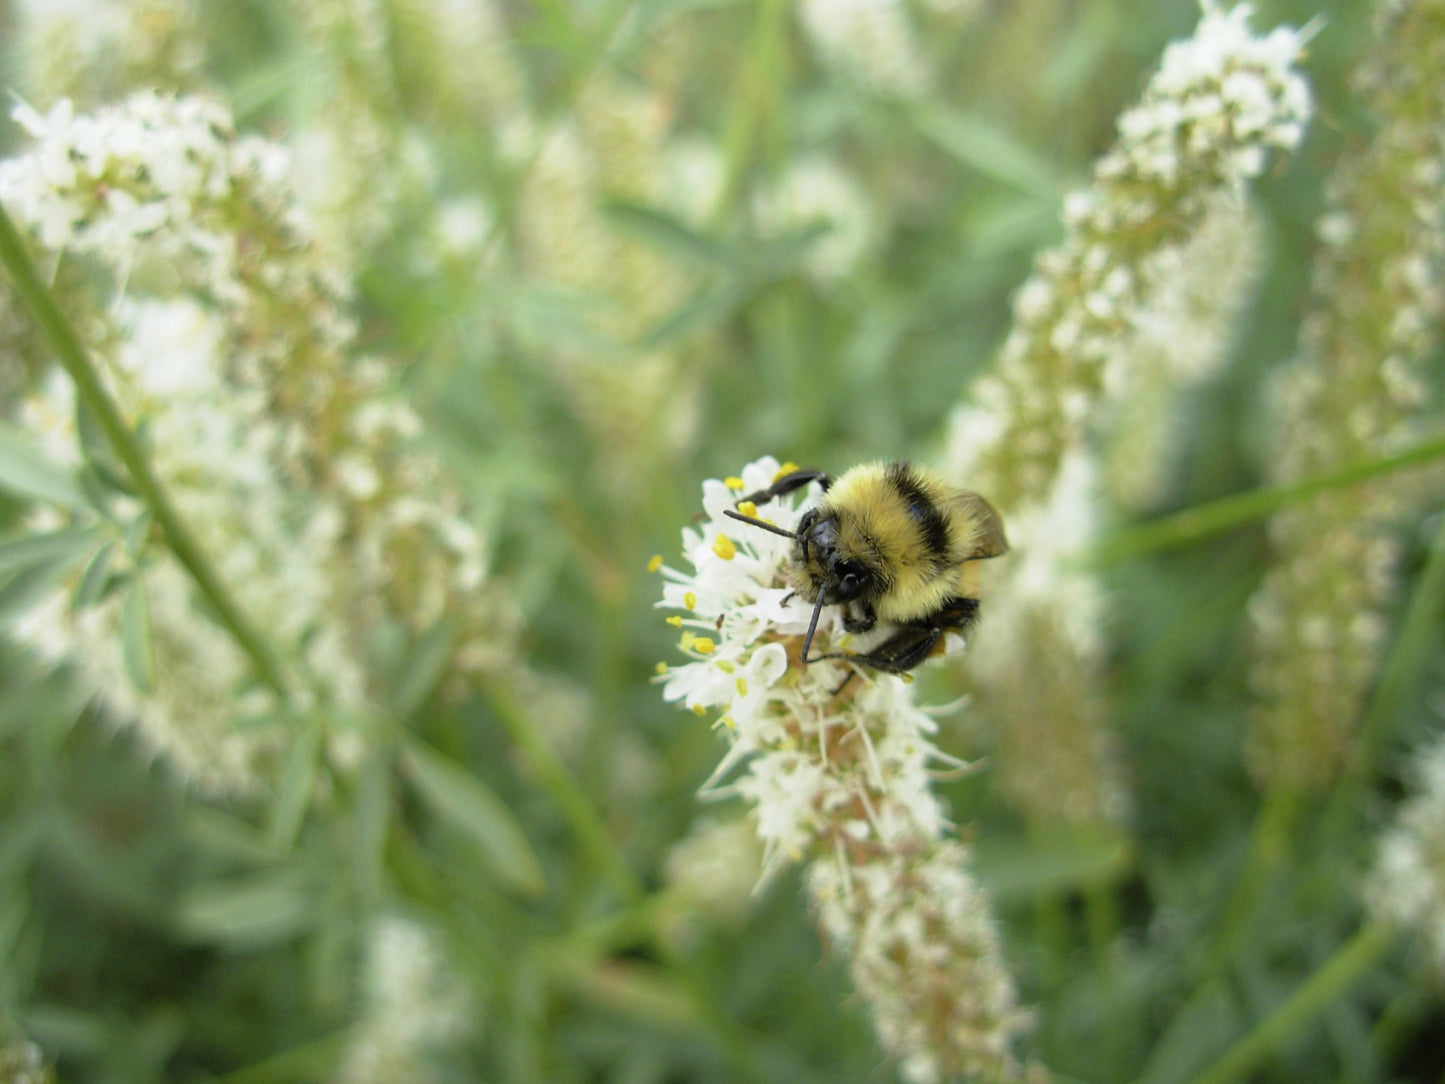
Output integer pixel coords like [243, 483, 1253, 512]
[0, 201, 293, 700]
[1090, 433, 1445, 565]
[479, 673, 642, 903]
[1181, 920, 1396, 1084]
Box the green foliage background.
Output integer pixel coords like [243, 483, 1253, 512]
[0, 1, 1443, 1082]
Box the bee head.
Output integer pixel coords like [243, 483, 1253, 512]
[795, 509, 873, 604]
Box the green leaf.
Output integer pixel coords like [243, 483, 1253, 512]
[0, 525, 102, 579]
[0, 421, 89, 509]
[121, 574, 157, 694]
[972, 826, 1132, 899]
[71, 539, 118, 610]
[390, 617, 458, 719]
[912, 106, 1063, 201]
[268, 713, 324, 852]
[401, 735, 545, 898]
[353, 745, 393, 902]
[0, 525, 101, 621]
[601, 200, 738, 266]
[173, 869, 318, 947]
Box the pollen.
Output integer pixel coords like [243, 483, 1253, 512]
[692, 636, 717, 655]
[718, 714, 736, 730]
[683, 591, 697, 610]
[724, 476, 745, 490]
[655, 661, 668, 675]
[774, 462, 799, 481]
[736, 500, 758, 518]
[692, 703, 707, 716]
[647, 554, 663, 572]
[712, 534, 737, 560]
[715, 659, 736, 673]
[666, 615, 683, 628]
[735, 677, 748, 697]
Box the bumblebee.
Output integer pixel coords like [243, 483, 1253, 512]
[724, 462, 1007, 678]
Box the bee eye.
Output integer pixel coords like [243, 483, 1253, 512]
[840, 571, 860, 593]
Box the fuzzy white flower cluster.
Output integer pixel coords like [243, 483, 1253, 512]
[656, 457, 1036, 1083]
[1245, 0, 1445, 791]
[1, 93, 510, 792]
[942, 3, 1311, 830]
[798, 0, 927, 99]
[333, 914, 470, 1084]
[957, 2, 1311, 511]
[1365, 739, 1445, 972]
[754, 156, 877, 285]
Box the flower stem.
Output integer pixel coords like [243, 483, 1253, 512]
[0, 200, 293, 701]
[1181, 919, 1396, 1084]
[1090, 433, 1445, 565]
[478, 672, 642, 903]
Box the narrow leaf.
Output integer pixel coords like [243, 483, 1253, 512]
[0, 421, 88, 508]
[0, 526, 101, 578]
[601, 199, 739, 266]
[173, 869, 317, 947]
[401, 736, 545, 897]
[121, 575, 157, 694]
[391, 617, 458, 719]
[912, 106, 1063, 200]
[71, 539, 118, 610]
[268, 713, 324, 852]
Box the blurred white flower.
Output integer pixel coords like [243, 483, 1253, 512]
[333, 914, 470, 1084]
[798, 0, 928, 99]
[1366, 738, 1445, 971]
[755, 156, 876, 285]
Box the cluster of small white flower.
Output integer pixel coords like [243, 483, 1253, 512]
[334, 914, 470, 1084]
[655, 457, 1035, 1083]
[798, 0, 928, 99]
[753, 156, 877, 285]
[1366, 738, 1445, 971]
[0, 93, 509, 792]
[1246, 0, 1445, 791]
[1101, 197, 1265, 509]
[943, 3, 1311, 829]
[956, 2, 1311, 512]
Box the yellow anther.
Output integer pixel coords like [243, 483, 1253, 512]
[719, 714, 736, 730]
[655, 661, 668, 675]
[715, 659, 736, 673]
[684, 591, 697, 610]
[735, 677, 749, 697]
[692, 704, 708, 716]
[647, 554, 663, 572]
[736, 500, 758, 518]
[680, 631, 695, 649]
[724, 476, 745, 490]
[712, 534, 736, 561]
[774, 462, 800, 480]
[692, 636, 717, 655]
[666, 615, 683, 628]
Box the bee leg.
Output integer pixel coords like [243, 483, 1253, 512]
[813, 597, 982, 676]
[738, 469, 832, 507]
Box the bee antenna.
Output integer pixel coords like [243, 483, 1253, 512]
[800, 588, 827, 663]
[723, 508, 799, 540]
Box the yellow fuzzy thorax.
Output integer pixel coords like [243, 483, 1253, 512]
[814, 462, 992, 624]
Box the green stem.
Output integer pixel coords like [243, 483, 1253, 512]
[1090, 433, 1445, 565]
[0, 201, 293, 701]
[1212, 785, 1302, 960]
[217, 1028, 351, 1084]
[1181, 920, 1396, 1084]
[479, 673, 642, 903]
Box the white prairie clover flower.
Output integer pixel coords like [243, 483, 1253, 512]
[944, 3, 1312, 830]
[1365, 737, 1445, 972]
[798, 0, 928, 99]
[1246, 0, 1445, 792]
[333, 914, 471, 1084]
[1, 93, 515, 792]
[655, 457, 1040, 1084]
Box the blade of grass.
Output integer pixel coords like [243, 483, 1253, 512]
[1091, 432, 1445, 565]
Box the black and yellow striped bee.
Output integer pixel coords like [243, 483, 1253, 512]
[725, 461, 1008, 678]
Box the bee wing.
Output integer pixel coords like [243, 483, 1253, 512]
[958, 491, 1009, 558]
